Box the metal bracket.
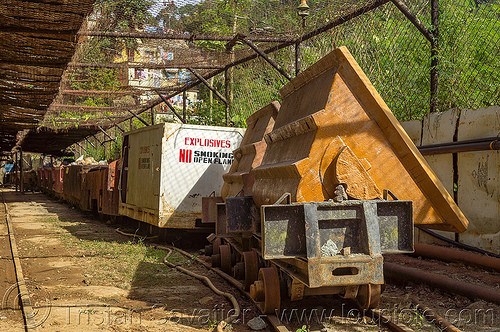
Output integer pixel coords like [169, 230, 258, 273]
[383, 189, 399, 200]
[240, 37, 292, 81]
[155, 91, 186, 124]
[274, 193, 291, 205]
[188, 67, 228, 104]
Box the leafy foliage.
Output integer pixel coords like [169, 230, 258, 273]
[177, 0, 499, 122]
[72, 0, 498, 162]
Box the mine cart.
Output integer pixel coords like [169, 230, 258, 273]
[119, 123, 245, 229]
[204, 46, 469, 313]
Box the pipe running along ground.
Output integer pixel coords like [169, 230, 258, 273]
[115, 227, 158, 240]
[113, 228, 239, 330]
[417, 228, 500, 259]
[157, 245, 293, 332]
[160, 245, 414, 332]
[162, 247, 240, 332]
[384, 262, 500, 305]
[413, 243, 500, 272]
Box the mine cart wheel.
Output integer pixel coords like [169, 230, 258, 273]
[213, 238, 222, 254]
[356, 284, 382, 310]
[233, 262, 245, 280]
[219, 245, 232, 274]
[211, 254, 221, 267]
[204, 244, 213, 256]
[256, 267, 281, 314]
[243, 251, 259, 291]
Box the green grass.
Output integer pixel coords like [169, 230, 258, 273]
[40, 216, 187, 290]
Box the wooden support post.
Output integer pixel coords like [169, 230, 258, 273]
[209, 77, 214, 106]
[151, 107, 155, 125]
[102, 133, 107, 160]
[129, 117, 134, 131]
[430, 0, 439, 113]
[295, 41, 301, 76]
[225, 69, 230, 126]
[241, 38, 292, 81]
[114, 127, 120, 160]
[15, 152, 18, 192]
[183, 90, 187, 123]
[19, 149, 23, 194]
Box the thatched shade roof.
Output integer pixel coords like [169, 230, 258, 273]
[0, 0, 95, 153]
[18, 127, 100, 157]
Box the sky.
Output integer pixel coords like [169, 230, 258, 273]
[148, 0, 203, 17]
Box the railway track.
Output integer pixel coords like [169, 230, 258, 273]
[0, 191, 36, 332]
[156, 244, 416, 332]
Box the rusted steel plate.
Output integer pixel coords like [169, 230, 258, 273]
[215, 203, 227, 236]
[202, 195, 224, 223]
[262, 200, 412, 259]
[376, 200, 413, 254]
[64, 165, 102, 208]
[225, 196, 258, 234]
[252, 46, 468, 232]
[261, 200, 411, 287]
[221, 102, 279, 198]
[101, 160, 120, 216]
[80, 166, 106, 212]
[51, 166, 64, 194]
[63, 165, 82, 205]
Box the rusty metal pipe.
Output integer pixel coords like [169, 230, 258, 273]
[384, 262, 500, 305]
[419, 139, 499, 155]
[413, 243, 500, 272]
[417, 227, 500, 259]
[419, 136, 498, 148]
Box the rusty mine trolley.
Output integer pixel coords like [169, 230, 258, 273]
[202, 46, 469, 314]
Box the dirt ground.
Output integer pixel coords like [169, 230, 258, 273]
[0, 188, 498, 332]
[381, 254, 500, 332]
[0, 189, 262, 332]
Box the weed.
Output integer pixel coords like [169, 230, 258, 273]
[50, 218, 187, 289]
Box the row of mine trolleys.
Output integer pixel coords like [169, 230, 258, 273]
[37, 47, 469, 314]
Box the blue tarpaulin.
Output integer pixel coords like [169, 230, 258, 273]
[4, 164, 13, 174]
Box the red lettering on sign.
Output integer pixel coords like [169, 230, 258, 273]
[184, 137, 232, 149]
[179, 149, 192, 163]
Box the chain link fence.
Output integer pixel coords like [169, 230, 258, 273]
[226, 0, 499, 122]
[40, 0, 499, 158]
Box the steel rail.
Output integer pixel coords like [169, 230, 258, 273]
[155, 245, 291, 332]
[1, 192, 38, 331]
[155, 244, 417, 332]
